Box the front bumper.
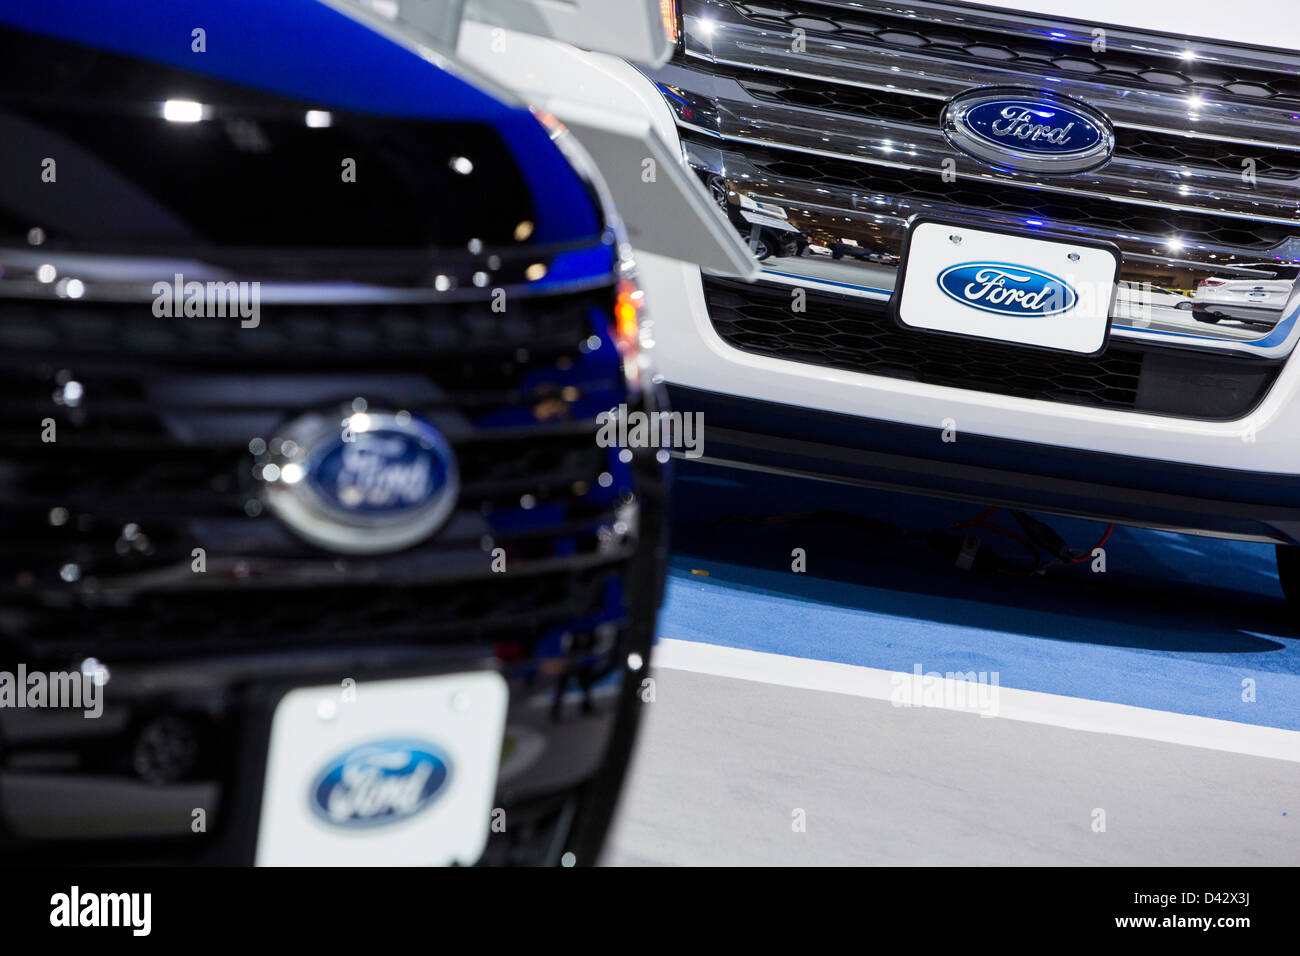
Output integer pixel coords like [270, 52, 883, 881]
[670, 383, 1300, 545]
[637, 244, 1300, 478]
[1193, 301, 1289, 326]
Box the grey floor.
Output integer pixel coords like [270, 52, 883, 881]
[603, 668, 1300, 866]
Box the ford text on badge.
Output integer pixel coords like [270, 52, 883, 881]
[941, 87, 1115, 174]
[311, 740, 451, 828]
[937, 262, 1079, 317]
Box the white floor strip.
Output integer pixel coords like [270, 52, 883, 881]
[652, 638, 1300, 764]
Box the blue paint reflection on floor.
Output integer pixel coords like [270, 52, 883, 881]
[659, 462, 1300, 732]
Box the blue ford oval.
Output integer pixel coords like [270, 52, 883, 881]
[937, 262, 1078, 317]
[311, 740, 451, 828]
[942, 88, 1114, 173]
[307, 418, 453, 517]
[964, 100, 1103, 155]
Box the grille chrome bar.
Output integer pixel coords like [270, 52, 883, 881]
[683, 138, 1293, 277]
[685, 0, 1300, 147]
[0, 241, 616, 305]
[660, 63, 1300, 227]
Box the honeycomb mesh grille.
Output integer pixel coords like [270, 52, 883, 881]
[703, 276, 1281, 419]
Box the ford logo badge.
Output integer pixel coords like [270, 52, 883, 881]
[260, 408, 459, 554]
[942, 87, 1114, 174]
[937, 262, 1078, 317]
[311, 740, 450, 828]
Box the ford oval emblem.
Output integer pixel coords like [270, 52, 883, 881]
[260, 408, 459, 554]
[311, 740, 450, 828]
[937, 262, 1078, 317]
[941, 87, 1114, 174]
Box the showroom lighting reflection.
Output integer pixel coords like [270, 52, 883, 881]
[162, 99, 204, 123]
[56, 277, 85, 299]
[449, 155, 474, 175]
[305, 110, 332, 128]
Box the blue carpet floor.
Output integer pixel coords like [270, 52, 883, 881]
[658, 462, 1300, 732]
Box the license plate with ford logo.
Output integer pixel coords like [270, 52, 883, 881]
[255, 671, 508, 866]
[895, 219, 1120, 354]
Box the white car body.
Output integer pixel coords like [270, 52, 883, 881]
[736, 193, 798, 233]
[462, 0, 1300, 555]
[1191, 263, 1300, 325]
[1113, 282, 1192, 314]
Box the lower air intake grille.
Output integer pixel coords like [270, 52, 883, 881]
[704, 277, 1281, 420]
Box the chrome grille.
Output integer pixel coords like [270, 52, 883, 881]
[652, 0, 1300, 360]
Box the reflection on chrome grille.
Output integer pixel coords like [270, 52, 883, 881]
[725, 134, 1290, 249]
[651, 0, 1300, 360]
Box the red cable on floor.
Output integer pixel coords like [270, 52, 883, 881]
[953, 508, 1115, 572]
[1071, 524, 1115, 563]
[953, 507, 1041, 573]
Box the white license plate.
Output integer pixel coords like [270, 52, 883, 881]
[255, 671, 508, 866]
[896, 220, 1119, 354]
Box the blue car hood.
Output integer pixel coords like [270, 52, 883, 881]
[0, 0, 602, 245]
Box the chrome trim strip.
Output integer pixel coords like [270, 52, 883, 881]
[740, 267, 1300, 358]
[0, 243, 618, 304]
[752, 269, 892, 299]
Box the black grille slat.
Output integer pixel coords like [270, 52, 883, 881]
[1114, 127, 1300, 180]
[1, 566, 623, 661]
[0, 295, 598, 364]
